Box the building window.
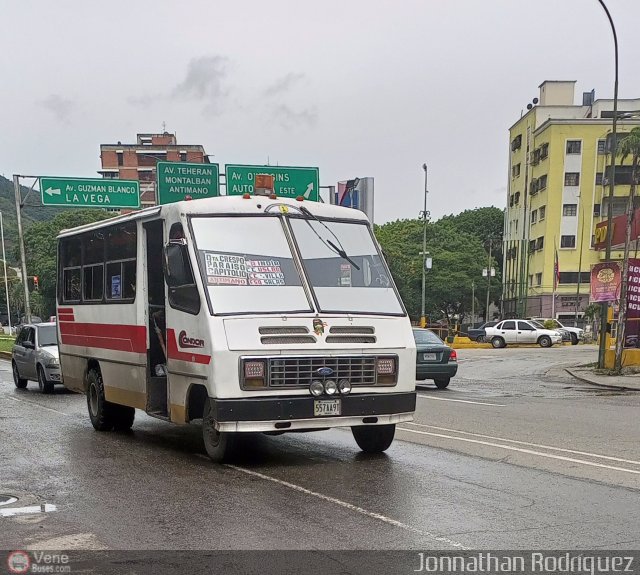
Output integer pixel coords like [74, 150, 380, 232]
[539, 205, 546, 220]
[509, 195, 514, 207]
[540, 143, 549, 159]
[597, 139, 607, 154]
[559, 272, 590, 284]
[535, 273, 542, 286]
[561, 235, 576, 248]
[564, 172, 580, 186]
[566, 140, 582, 154]
[531, 209, 538, 224]
[512, 163, 521, 178]
[514, 191, 520, 205]
[593, 203, 601, 217]
[117, 152, 123, 166]
[180, 152, 187, 162]
[595, 172, 604, 185]
[538, 174, 548, 190]
[536, 236, 544, 250]
[529, 275, 534, 287]
[563, 203, 577, 216]
[511, 134, 522, 151]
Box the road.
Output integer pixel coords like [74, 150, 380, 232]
[1, 346, 639, 556]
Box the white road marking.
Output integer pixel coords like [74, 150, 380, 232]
[223, 463, 469, 549]
[396, 427, 640, 475]
[416, 395, 506, 407]
[3, 395, 71, 416]
[405, 423, 640, 466]
[0, 504, 57, 517]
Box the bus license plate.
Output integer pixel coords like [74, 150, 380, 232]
[423, 353, 437, 361]
[314, 399, 341, 417]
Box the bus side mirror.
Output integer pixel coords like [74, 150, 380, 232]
[164, 244, 192, 287]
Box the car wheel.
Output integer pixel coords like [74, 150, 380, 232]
[476, 335, 485, 343]
[202, 397, 235, 462]
[491, 337, 505, 349]
[37, 365, 54, 394]
[434, 377, 450, 389]
[570, 333, 578, 345]
[352, 424, 396, 453]
[87, 368, 118, 431]
[12, 362, 27, 389]
[538, 335, 552, 348]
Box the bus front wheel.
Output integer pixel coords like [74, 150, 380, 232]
[86, 368, 134, 432]
[202, 397, 235, 462]
[352, 424, 396, 453]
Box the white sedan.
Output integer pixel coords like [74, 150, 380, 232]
[484, 319, 563, 348]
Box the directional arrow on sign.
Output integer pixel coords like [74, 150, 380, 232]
[45, 187, 61, 197]
[303, 183, 314, 199]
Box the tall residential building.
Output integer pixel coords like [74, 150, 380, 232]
[99, 132, 210, 208]
[503, 80, 640, 321]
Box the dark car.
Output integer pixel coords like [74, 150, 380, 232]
[466, 321, 498, 342]
[413, 328, 458, 389]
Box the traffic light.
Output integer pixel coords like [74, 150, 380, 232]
[33, 276, 39, 291]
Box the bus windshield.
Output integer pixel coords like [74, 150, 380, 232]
[191, 216, 312, 315]
[289, 218, 404, 315]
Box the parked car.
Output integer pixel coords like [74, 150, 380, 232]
[529, 318, 583, 345]
[12, 322, 62, 393]
[466, 321, 499, 342]
[484, 319, 563, 348]
[413, 328, 458, 389]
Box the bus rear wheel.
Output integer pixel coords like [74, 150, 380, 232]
[352, 424, 395, 453]
[202, 397, 235, 462]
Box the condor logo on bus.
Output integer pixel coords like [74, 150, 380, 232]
[179, 330, 205, 349]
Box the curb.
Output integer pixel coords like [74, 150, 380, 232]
[564, 367, 640, 391]
[0, 351, 11, 360]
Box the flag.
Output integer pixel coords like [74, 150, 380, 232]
[337, 178, 361, 208]
[553, 248, 560, 290]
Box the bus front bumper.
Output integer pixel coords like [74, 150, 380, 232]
[210, 391, 416, 433]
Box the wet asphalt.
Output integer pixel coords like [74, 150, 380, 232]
[1, 347, 639, 552]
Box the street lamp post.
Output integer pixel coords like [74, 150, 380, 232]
[597, 0, 619, 369]
[485, 238, 494, 321]
[420, 164, 430, 327]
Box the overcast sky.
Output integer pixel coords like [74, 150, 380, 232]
[2, 0, 640, 224]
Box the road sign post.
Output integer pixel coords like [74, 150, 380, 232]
[40, 177, 140, 209]
[157, 162, 220, 205]
[225, 165, 319, 201]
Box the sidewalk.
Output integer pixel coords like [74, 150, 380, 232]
[565, 367, 640, 391]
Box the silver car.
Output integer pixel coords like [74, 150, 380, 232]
[12, 323, 63, 393]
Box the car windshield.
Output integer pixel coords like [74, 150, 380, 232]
[37, 325, 58, 346]
[289, 218, 404, 315]
[531, 321, 546, 329]
[191, 216, 311, 315]
[413, 329, 443, 345]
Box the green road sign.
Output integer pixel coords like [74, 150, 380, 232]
[40, 177, 140, 209]
[157, 162, 220, 205]
[225, 164, 320, 201]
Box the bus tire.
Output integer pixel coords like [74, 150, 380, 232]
[113, 406, 135, 431]
[352, 424, 395, 453]
[202, 397, 235, 462]
[86, 368, 117, 432]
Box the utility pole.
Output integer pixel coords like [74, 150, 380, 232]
[13, 175, 31, 324]
[420, 164, 429, 327]
[0, 212, 11, 333]
[471, 279, 475, 326]
[485, 238, 493, 321]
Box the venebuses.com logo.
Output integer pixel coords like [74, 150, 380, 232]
[7, 551, 30, 574]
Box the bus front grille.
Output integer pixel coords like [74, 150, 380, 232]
[268, 356, 377, 388]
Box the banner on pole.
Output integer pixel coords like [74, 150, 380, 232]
[590, 262, 621, 303]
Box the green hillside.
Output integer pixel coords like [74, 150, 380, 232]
[0, 175, 62, 264]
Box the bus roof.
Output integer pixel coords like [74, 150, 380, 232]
[57, 195, 369, 239]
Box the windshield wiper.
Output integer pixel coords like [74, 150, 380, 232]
[298, 206, 360, 270]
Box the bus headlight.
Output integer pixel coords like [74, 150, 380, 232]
[376, 357, 396, 375]
[338, 379, 351, 395]
[310, 380, 325, 396]
[324, 380, 337, 395]
[243, 360, 267, 389]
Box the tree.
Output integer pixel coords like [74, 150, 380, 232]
[21, 209, 114, 317]
[614, 127, 640, 371]
[375, 208, 503, 325]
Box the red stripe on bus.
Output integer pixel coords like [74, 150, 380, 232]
[58, 307, 74, 313]
[59, 322, 146, 353]
[167, 328, 211, 365]
[58, 314, 75, 322]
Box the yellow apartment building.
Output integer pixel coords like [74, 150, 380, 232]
[503, 80, 640, 322]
